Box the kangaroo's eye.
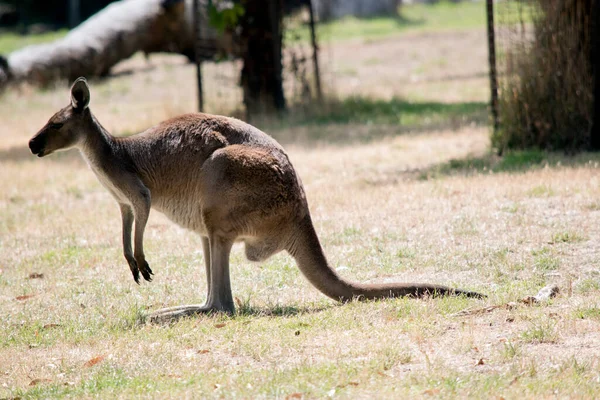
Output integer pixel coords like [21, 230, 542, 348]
[50, 123, 63, 129]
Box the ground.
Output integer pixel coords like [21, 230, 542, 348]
[1, 2, 600, 399]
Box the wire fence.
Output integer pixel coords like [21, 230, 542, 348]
[191, 0, 325, 118]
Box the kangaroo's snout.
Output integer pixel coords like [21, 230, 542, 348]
[29, 135, 46, 157]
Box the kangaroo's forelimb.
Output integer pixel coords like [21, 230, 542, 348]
[119, 203, 140, 283]
[116, 175, 153, 283]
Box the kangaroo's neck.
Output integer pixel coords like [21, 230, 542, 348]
[79, 111, 118, 167]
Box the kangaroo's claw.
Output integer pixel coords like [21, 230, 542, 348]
[126, 257, 140, 284]
[139, 259, 153, 282]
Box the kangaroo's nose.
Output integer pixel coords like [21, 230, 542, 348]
[29, 136, 45, 156]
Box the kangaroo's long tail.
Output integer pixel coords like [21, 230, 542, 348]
[287, 214, 485, 301]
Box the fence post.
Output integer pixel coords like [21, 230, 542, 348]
[193, 0, 204, 112]
[307, 0, 322, 102]
[590, 0, 600, 150]
[68, 0, 81, 29]
[486, 0, 500, 138]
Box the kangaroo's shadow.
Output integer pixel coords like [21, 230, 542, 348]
[141, 303, 336, 326]
[235, 303, 335, 318]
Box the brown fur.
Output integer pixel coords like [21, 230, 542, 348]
[29, 78, 484, 322]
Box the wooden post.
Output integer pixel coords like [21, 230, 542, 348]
[268, 0, 286, 112]
[193, 0, 204, 112]
[307, 0, 322, 102]
[590, 0, 600, 150]
[68, 0, 81, 29]
[486, 0, 500, 137]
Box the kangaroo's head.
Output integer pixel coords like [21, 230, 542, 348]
[29, 77, 91, 157]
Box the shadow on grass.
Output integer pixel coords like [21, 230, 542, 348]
[140, 303, 335, 326]
[303, 98, 487, 126]
[417, 149, 600, 180]
[347, 13, 425, 28]
[235, 302, 334, 318]
[260, 97, 489, 145]
[288, 13, 424, 44]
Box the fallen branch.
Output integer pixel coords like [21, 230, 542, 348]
[451, 284, 560, 317]
[0, 0, 229, 88]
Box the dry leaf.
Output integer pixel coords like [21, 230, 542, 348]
[43, 323, 61, 330]
[214, 323, 226, 328]
[29, 378, 51, 386]
[84, 354, 106, 367]
[197, 349, 210, 354]
[28, 273, 44, 279]
[213, 383, 222, 390]
[286, 393, 304, 399]
[337, 381, 360, 389]
[15, 294, 36, 301]
[476, 358, 485, 366]
[423, 388, 441, 395]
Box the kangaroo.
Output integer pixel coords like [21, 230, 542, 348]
[29, 78, 484, 321]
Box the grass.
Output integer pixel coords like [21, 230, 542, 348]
[306, 98, 487, 127]
[4, 126, 600, 397]
[2, 8, 600, 399]
[418, 149, 600, 180]
[288, 1, 487, 43]
[267, 98, 488, 139]
[0, 29, 67, 54]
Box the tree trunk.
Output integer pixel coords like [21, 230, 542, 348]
[0, 0, 227, 88]
[590, 0, 600, 149]
[239, 0, 286, 118]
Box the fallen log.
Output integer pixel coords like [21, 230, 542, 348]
[0, 0, 228, 88]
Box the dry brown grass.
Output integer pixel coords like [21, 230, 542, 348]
[2, 21, 600, 399]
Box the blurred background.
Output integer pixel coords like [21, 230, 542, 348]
[0, 0, 493, 146]
[0, 0, 598, 152]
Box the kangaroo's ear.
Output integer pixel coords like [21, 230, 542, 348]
[71, 77, 90, 111]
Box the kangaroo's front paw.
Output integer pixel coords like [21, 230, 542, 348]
[126, 257, 140, 284]
[137, 258, 153, 282]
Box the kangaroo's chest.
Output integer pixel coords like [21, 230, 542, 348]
[95, 171, 130, 204]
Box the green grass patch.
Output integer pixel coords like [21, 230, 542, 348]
[575, 278, 600, 294]
[532, 247, 560, 272]
[291, 97, 487, 128]
[550, 231, 586, 244]
[0, 29, 67, 54]
[420, 149, 546, 179]
[287, 1, 486, 43]
[527, 184, 555, 198]
[573, 306, 600, 321]
[420, 150, 600, 180]
[520, 318, 559, 344]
